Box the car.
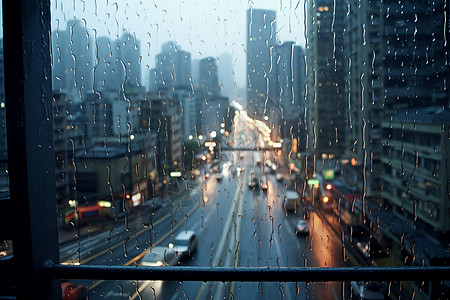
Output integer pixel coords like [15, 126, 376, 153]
[173, 230, 198, 259]
[139, 246, 178, 267]
[248, 177, 259, 189]
[61, 282, 88, 300]
[276, 173, 283, 181]
[215, 173, 223, 181]
[296, 220, 309, 235]
[260, 181, 268, 191]
[351, 281, 386, 300]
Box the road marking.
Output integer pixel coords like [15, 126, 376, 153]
[195, 181, 243, 300]
[130, 280, 153, 300]
[105, 291, 130, 298]
[88, 204, 200, 291]
[331, 286, 339, 300]
[283, 218, 302, 249]
[77, 212, 171, 266]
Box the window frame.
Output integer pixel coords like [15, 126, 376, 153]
[0, 1, 449, 299]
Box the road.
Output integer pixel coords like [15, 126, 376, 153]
[61, 112, 348, 299]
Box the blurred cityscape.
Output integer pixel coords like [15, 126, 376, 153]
[0, 1, 449, 299]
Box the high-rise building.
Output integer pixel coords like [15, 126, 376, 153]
[246, 8, 277, 103]
[116, 31, 142, 87]
[306, 1, 347, 157]
[383, 0, 448, 111]
[199, 57, 220, 98]
[293, 46, 308, 151]
[154, 41, 192, 93]
[381, 107, 450, 231]
[148, 92, 183, 177]
[202, 96, 229, 136]
[174, 90, 198, 139]
[344, 0, 449, 198]
[269, 42, 306, 141]
[269, 42, 295, 122]
[198, 57, 230, 135]
[51, 19, 94, 102]
[217, 53, 236, 100]
[84, 86, 146, 143]
[343, 0, 384, 197]
[52, 92, 71, 213]
[94, 36, 115, 92]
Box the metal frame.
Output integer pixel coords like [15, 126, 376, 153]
[1, 1, 450, 300]
[45, 262, 450, 283]
[2, 0, 60, 299]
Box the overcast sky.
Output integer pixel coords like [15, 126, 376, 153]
[50, 0, 306, 97]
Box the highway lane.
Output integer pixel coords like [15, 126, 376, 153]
[60, 113, 349, 299]
[81, 153, 245, 299]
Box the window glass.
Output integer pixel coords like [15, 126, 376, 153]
[51, 1, 450, 299]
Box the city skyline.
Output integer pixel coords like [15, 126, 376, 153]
[50, 0, 307, 97]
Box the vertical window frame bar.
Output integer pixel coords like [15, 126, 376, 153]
[2, 0, 61, 299]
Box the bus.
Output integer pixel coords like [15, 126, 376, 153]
[304, 174, 334, 211]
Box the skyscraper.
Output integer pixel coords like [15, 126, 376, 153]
[51, 19, 94, 101]
[217, 53, 236, 100]
[199, 57, 220, 98]
[198, 57, 229, 136]
[344, 0, 384, 196]
[246, 8, 277, 103]
[117, 31, 142, 87]
[94, 36, 115, 92]
[306, 1, 347, 157]
[154, 41, 192, 93]
[269, 42, 306, 140]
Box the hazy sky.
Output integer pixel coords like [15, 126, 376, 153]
[51, 0, 306, 94]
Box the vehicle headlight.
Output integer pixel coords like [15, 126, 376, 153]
[98, 201, 112, 208]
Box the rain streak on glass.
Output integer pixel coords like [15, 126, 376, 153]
[48, 0, 450, 299]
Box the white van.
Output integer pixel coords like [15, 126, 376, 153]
[173, 230, 198, 259]
[284, 191, 299, 212]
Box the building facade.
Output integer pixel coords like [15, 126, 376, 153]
[148, 92, 183, 178]
[246, 8, 277, 103]
[306, 1, 347, 157]
[153, 41, 192, 94]
[51, 19, 94, 102]
[381, 107, 450, 231]
[343, 0, 384, 197]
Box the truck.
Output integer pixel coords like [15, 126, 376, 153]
[284, 190, 299, 212]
